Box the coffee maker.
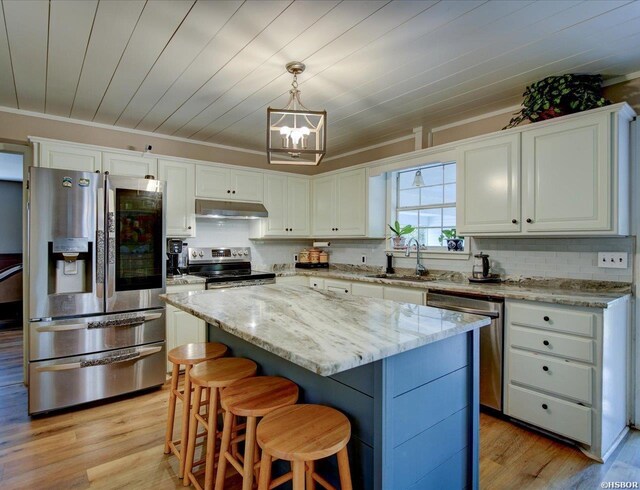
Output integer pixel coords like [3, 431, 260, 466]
[167, 239, 185, 277]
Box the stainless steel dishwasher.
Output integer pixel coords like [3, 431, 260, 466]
[426, 290, 504, 412]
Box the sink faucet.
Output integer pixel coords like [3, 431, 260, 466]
[405, 238, 427, 276]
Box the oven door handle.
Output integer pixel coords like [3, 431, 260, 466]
[34, 345, 162, 372]
[427, 302, 499, 319]
[35, 312, 163, 332]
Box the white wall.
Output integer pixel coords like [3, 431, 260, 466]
[0, 180, 23, 253]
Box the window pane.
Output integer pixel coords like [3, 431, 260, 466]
[419, 209, 441, 227]
[397, 210, 419, 228]
[421, 185, 443, 206]
[444, 183, 456, 203]
[442, 207, 456, 227]
[398, 171, 417, 189]
[444, 163, 456, 183]
[398, 188, 420, 207]
[426, 228, 442, 247]
[421, 165, 443, 186]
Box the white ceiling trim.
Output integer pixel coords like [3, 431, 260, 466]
[0, 104, 264, 156]
[602, 70, 640, 87]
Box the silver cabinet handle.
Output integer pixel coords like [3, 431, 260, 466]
[35, 345, 162, 372]
[35, 312, 163, 332]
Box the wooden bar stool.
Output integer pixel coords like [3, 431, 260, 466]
[164, 342, 228, 479]
[215, 376, 299, 490]
[184, 357, 258, 490]
[256, 404, 353, 490]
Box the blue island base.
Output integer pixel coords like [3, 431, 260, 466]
[207, 326, 480, 490]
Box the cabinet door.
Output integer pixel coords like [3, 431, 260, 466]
[383, 286, 424, 305]
[103, 152, 158, 178]
[336, 169, 366, 236]
[263, 174, 288, 235]
[457, 134, 521, 234]
[39, 142, 102, 172]
[195, 165, 231, 198]
[287, 177, 310, 236]
[522, 113, 611, 232]
[312, 175, 336, 236]
[352, 282, 384, 299]
[159, 159, 195, 237]
[232, 169, 263, 202]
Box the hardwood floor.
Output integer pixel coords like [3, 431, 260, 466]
[0, 325, 22, 388]
[0, 330, 638, 489]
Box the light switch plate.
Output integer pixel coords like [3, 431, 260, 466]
[597, 252, 628, 269]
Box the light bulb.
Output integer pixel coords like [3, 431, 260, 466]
[280, 126, 291, 148]
[290, 128, 303, 145]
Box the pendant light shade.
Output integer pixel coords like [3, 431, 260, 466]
[267, 62, 326, 165]
[413, 170, 425, 187]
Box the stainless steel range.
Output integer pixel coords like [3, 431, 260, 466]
[186, 247, 275, 289]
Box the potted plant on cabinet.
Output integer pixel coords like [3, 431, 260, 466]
[439, 228, 464, 251]
[504, 74, 609, 129]
[388, 220, 415, 249]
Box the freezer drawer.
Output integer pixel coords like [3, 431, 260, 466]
[29, 341, 165, 414]
[30, 308, 165, 361]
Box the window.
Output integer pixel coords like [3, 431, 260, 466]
[395, 162, 456, 248]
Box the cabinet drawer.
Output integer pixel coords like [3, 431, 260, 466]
[308, 278, 325, 289]
[510, 326, 595, 363]
[352, 282, 384, 299]
[507, 384, 591, 444]
[509, 349, 593, 404]
[508, 301, 596, 337]
[325, 279, 351, 295]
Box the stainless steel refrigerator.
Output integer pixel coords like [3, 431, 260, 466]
[26, 167, 166, 414]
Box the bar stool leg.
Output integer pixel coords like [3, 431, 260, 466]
[179, 364, 193, 478]
[241, 416, 257, 490]
[215, 410, 234, 490]
[203, 387, 219, 490]
[183, 385, 202, 486]
[257, 451, 272, 490]
[306, 461, 315, 490]
[164, 363, 180, 454]
[292, 460, 305, 490]
[337, 447, 353, 490]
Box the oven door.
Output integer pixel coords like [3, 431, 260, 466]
[29, 308, 166, 361]
[105, 175, 166, 313]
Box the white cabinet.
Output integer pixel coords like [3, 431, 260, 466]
[383, 286, 425, 305]
[504, 298, 630, 461]
[456, 103, 634, 237]
[103, 152, 157, 178]
[253, 174, 310, 237]
[276, 275, 309, 287]
[457, 134, 520, 234]
[165, 283, 207, 372]
[352, 282, 384, 299]
[38, 141, 102, 172]
[324, 279, 352, 295]
[312, 168, 385, 237]
[195, 165, 263, 202]
[159, 159, 195, 237]
[308, 278, 325, 289]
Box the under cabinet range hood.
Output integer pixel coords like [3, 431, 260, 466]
[195, 199, 268, 219]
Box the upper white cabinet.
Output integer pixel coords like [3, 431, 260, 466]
[195, 165, 263, 202]
[456, 104, 634, 236]
[159, 159, 195, 237]
[312, 168, 385, 237]
[103, 152, 158, 179]
[38, 141, 102, 172]
[457, 134, 521, 234]
[252, 174, 310, 237]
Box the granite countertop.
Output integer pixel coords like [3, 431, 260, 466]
[166, 274, 207, 287]
[275, 268, 630, 309]
[161, 285, 491, 376]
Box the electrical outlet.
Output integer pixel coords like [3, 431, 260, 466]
[293, 254, 298, 262]
[361, 255, 367, 264]
[597, 252, 628, 269]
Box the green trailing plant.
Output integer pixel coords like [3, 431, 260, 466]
[504, 74, 609, 129]
[388, 220, 415, 237]
[438, 228, 458, 244]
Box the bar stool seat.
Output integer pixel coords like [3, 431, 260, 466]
[164, 342, 228, 480]
[215, 376, 299, 490]
[256, 404, 353, 490]
[184, 357, 258, 490]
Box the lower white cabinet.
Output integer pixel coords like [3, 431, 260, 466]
[308, 277, 424, 305]
[504, 298, 630, 461]
[324, 279, 352, 295]
[383, 286, 425, 305]
[275, 275, 309, 286]
[352, 282, 384, 299]
[309, 278, 325, 289]
[165, 284, 206, 372]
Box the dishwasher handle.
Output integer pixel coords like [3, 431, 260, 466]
[427, 301, 499, 319]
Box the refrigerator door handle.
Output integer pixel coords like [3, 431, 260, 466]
[34, 311, 163, 332]
[96, 230, 105, 284]
[34, 345, 162, 371]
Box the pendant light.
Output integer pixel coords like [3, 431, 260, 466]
[267, 62, 326, 165]
[412, 170, 425, 187]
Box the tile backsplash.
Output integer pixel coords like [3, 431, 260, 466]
[183, 220, 634, 283]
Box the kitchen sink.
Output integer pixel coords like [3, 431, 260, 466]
[365, 273, 434, 282]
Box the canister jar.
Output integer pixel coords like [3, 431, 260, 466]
[309, 248, 320, 263]
[299, 250, 310, 263]
[319, 251, 329, 263]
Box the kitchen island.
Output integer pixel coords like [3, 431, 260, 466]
[162, 284, 491, 489]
